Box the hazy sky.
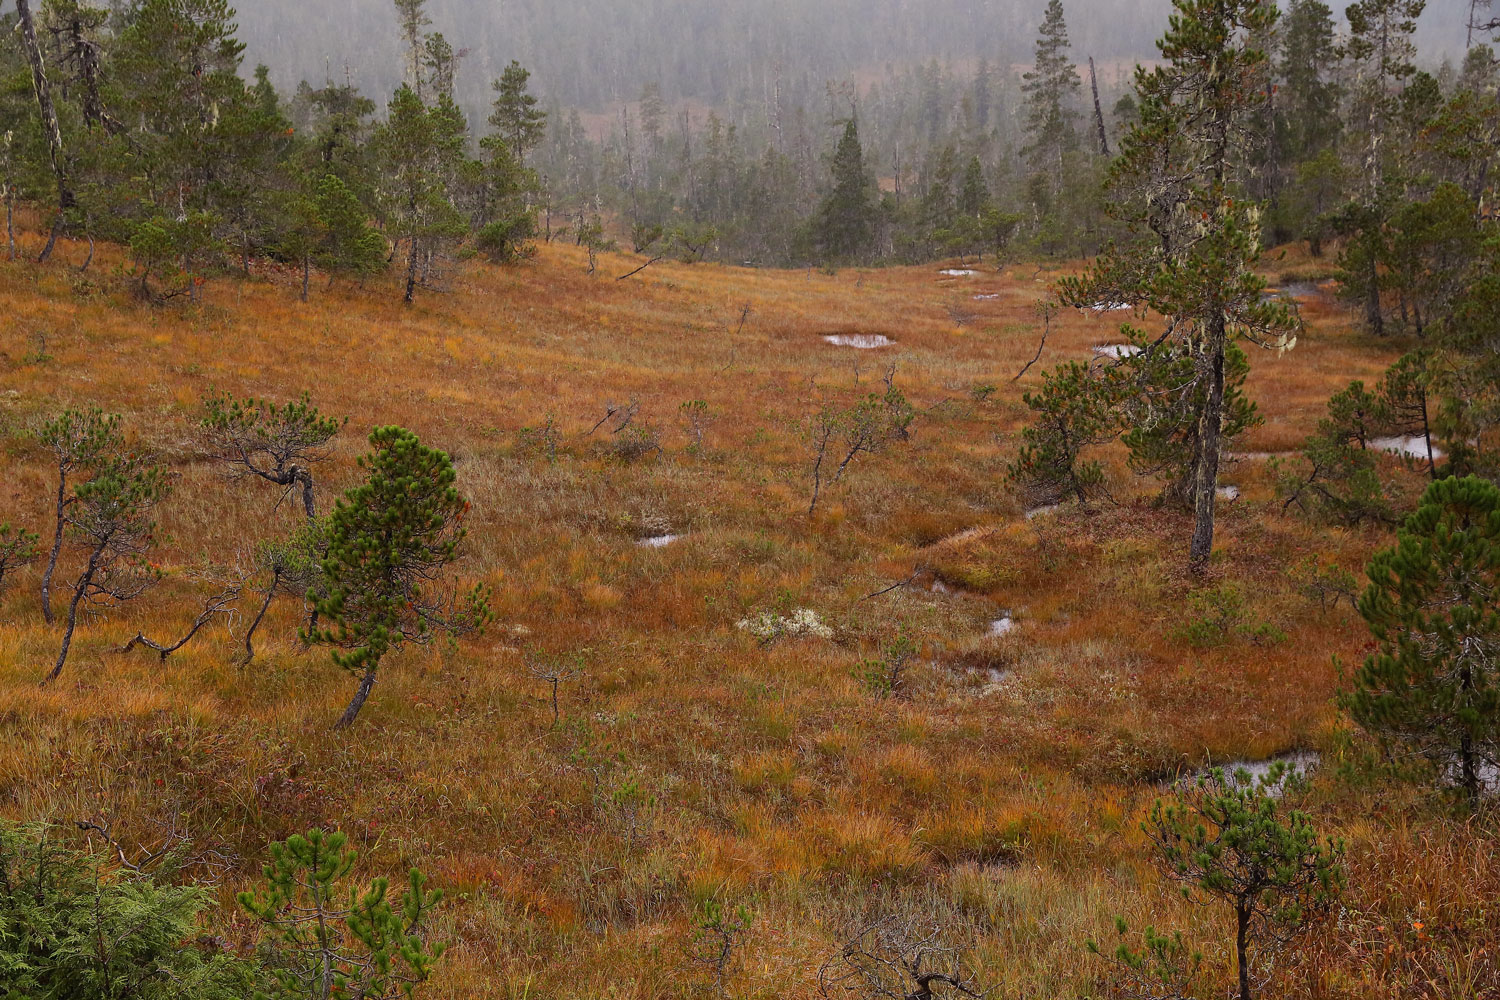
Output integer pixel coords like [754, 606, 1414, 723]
[223, 0, 1474, 111]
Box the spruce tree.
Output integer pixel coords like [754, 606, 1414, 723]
[1344, 475, 1500, 804]
[815, 116, 876, 262]
[1059, 0, 1298, 572]
[393, 0, 432, 100]
[1020, 0, 1082, 197]
[307, 426, 490, 728]
[1338, 0, 1426, 334]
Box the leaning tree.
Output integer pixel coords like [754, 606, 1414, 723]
[306, 426, 490, 728]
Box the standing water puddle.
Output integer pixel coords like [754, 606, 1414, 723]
[1093, 344, 1141, 358]
[1217, 485, 1240, 500]
[636, 534, 682, 548]
[824, 334, 894, 349]
[988, 616, 1015, 637]
[1371, 435, 1443, 460]
[939, 268, 978, 277]
[1178, 751, 1321, 796]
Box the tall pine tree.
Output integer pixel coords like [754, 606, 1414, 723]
[1059, 0, 1298, 571]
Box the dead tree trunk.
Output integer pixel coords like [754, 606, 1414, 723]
[1088, 57, 1110, 157]
[15, 0, 74, 263]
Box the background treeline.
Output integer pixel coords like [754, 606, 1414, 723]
[0, 0, 1492, 289]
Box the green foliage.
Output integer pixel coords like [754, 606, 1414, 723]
[282, 173, 388, 294]
[1008, 359, 1118, 505]
[307, 426, 491, 726]
[816, 118, 877, 263]
[805, 378, 916, 513]
[237, 828, 446, 1000]
[1277, 380, 1392, 526]
[0, 522, 39, 593]
[0, 821, 256, 1000]
[1059, 0, 1297, 567]
[1119, 337, 1261, 509]
[1343, 475, 1500, 804]
[1020, 0, 1082, 199]
[853, 625, 918, 700]
[1145, 764, 1343, 1000]
[1172, 584, 1286, 649]
[1087, 918, 1202, 1000]
[487, 61, 547, 162]
[201, 389, 345, 517]
[1292, 557, 1360, 612]
[373, 85, 469, 303]
[689, 896, 754, 993]
[128, 213, 221, 300]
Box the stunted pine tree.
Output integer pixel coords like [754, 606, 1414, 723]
[1007, 360, 1118, 505]
[488, 61, 548, 165]
[307, 427, 490, 728]
[34, 406, 120, 623]
[1059, 0, 1298, 572]
[281, 172, 388, 300]
[201, 390, 345, 519]
[1143, 766, 1343, 1000]
[1343, 475, 1500, 804]
[43, 450, 171, 685]
[1020, 0, 1082, 198]
[238, 828, 446, 998]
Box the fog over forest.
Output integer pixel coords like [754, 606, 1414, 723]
[236, 0, 1471, 114]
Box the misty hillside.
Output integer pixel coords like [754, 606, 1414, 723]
[237, 0, 1471, 113]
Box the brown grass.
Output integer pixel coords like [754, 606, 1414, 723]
[0, 226, 1488, 998]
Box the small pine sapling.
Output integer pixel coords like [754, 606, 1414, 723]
[242, 518, 329, 665]
[0, 523, 40, 595]
[524, 648, 586, 728]
[1007, 359, 1118, 505]
[307, 427, 492, 728]
[1088, 919, 1202, 1000]
[237, 828, 445, 999]
[1277, 380, 1391, 525]
[689, 897, 754, 996]
[854, 625, 918, 699]
[1143, 764, 1343, 1000]
[34, 406, 121, 623]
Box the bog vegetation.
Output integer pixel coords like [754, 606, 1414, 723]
[1, 0, 1499, 997]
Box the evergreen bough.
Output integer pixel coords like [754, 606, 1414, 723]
[1343, 475, 1500, 803]
[238, 828, 445, 1000]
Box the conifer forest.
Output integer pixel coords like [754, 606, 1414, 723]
[2, 1, 1500, 997]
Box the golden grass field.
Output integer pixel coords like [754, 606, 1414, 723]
[0, 226, 1494, 998]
